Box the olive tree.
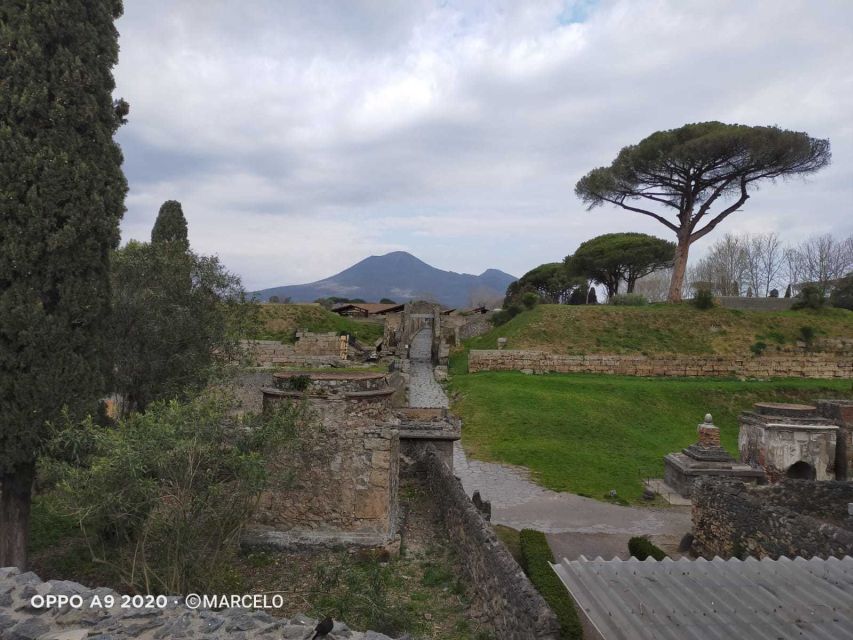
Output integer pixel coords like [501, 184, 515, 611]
[575, 122, 830, 301]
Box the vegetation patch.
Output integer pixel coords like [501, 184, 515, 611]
[460, 304, 852, 357]
[449, 370, 853, 501]
[519, 530, 582, 640]
[253, 303, 384, 344]
[628, 536, 667, 560]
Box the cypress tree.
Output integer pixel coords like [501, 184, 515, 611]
[151, 199, 189, 249]
[0, 1, 127, 568]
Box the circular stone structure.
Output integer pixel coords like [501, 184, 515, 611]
[754, 402, 817, 418]
[262, 370, 394, 411]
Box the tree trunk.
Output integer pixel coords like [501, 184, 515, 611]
[668, 235, 691, 302]
[0, 461, 35, 570]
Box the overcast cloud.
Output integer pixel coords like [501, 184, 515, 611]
[114, 0, 853, 289]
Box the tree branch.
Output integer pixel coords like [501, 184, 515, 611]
[689, 178, 749, 243]
[599, 196, 680, 232]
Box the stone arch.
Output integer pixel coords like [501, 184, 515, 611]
[786, 460, 816, 480]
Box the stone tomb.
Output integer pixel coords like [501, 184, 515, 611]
[664, 414, 764, 498]
[247, 371, 399, 548]
[739, 402, 839, 482]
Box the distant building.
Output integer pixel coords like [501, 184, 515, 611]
[331, 302, 405, 317]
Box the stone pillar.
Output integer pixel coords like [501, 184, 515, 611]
[697, 413, 721, 448]
[817, 400, 853, 480]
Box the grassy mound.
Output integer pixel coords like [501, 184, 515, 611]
[253, 303, 384, 344]
[464, 304, 852, 356]
[449, 371, 853, 502]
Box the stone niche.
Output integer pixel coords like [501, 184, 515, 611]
[247, 371, 400, 547]
[739, 402, 839, 482]
[664, 414, 763, 498]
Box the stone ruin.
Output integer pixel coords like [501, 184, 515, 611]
[661, 399, 853, 500]
[247, 367, 459, 548]
[739, 402, 840, 482]
[664, 414, 763, 498]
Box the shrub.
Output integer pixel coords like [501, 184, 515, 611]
[792, 284, 826, 310]
[628, 536, 667, 561]
[521, 291, 540, 310]
[750, 341, 768, 356]
[519, 529, 582, 640]
[692, 288, 715, 310]
[830, 274, 853, 310]
[491, 303, 524, 327]
[48, 393, 306, 594]
[610, 293, 649, 306]
[798, 325, 818, 350]
[288, 374, 312, 392]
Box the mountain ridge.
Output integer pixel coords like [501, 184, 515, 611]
[253, 251, 517, 307]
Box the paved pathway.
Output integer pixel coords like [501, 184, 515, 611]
[408, 328, 449, 409]
[452, 442, 691, 560]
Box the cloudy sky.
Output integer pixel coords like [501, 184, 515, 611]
[114, 0, 853, 290]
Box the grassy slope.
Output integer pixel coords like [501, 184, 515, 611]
[253, 303, 384, 344]
[463, 304, 852, 356]
[449, 369, 853, 502]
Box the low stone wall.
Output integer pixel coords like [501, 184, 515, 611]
[692, 479, 853, 559]
[469, 349, 853, 379]
[244, 332, 346, 366]
[0, 567, 393, 640]
[717, 296, 795, 311]
[417, 448, 560, 640]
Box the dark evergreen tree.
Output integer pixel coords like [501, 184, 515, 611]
[0, 0, 127, 568]
[784, 284, 792, 298]
[151, 200, 189, 249]
[587, 287, 599, 304]
[568, 287, 587, 305]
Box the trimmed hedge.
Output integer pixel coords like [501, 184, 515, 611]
[628, 536, 667, 561]
[519, 529, 582, 640]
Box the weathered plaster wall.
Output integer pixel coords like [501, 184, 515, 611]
[692, 479, 853, 559]
[416, 448, 560, 640]
[468, 350, 853, 379]
[738, 417, 837, 481]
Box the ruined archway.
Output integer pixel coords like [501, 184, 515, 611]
[786, 460, 816, 480]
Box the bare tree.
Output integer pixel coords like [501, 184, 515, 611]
[688, 233, 746, 296]
[633, 269, 673, 302]
[743, 233, 785, 297]
[787, 233, 853, 293]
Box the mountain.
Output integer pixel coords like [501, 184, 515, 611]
[253, 251, 517, 308]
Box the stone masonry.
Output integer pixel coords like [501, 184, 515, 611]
[0, 567, 396, 640]
[416, 447, 560, 640]
[692, 479, 853, 559]
[469, 349, 853, 379]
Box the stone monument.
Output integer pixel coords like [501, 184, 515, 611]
[664, 413, 764, 498]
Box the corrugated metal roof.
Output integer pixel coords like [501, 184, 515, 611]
[551, 555, 853, 640]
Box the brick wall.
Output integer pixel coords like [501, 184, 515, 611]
[468, 350, 853, 379]
[417, 447, 560, 640]
[692, 479, 853, 559]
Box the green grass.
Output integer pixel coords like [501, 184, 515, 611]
[519, 529, 582, 640]
[252, 303, 384, 345]
[466, 304, 852, 356]
[449, 371, 853, 502]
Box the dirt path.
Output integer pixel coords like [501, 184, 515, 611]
[452, 442, 691, 560]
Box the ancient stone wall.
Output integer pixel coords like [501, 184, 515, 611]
[717, 296, 795, 311]
[0, 567, 393, 640]
[468, 349, 853, 379]
[244, 331, 346, 366]
[692, 479, 853, 559]
[247, 395, 399, 547]
[416, 448, 560, 640]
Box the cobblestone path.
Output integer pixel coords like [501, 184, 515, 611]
[452, 442, 691, 559]
[408, 328, 449, 409]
